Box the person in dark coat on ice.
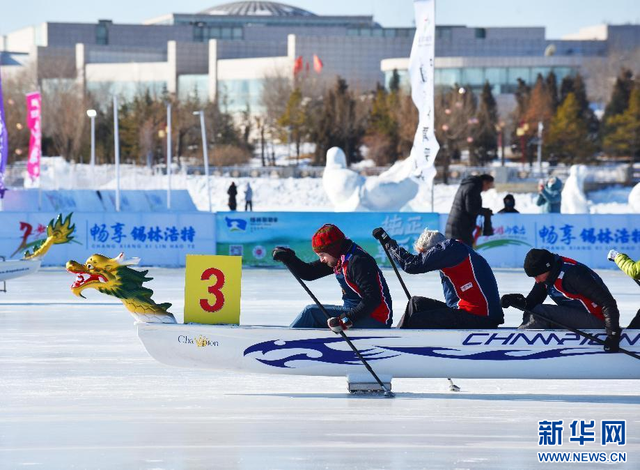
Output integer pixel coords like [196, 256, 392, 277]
[501, 248, 622, 352]
[272, 224, 393, 332]
[227, 182, 238, 211]
[445, 174, 495, 246]
[373, 227, 503, 329]
[498, 194, 519, 213]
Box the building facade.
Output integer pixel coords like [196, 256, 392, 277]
[1, 1, 639, 115]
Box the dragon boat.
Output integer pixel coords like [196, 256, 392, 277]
[0, 214, 75, 282]
[66, 252, 640, 385]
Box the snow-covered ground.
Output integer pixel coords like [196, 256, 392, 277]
[32, 157, 639, 213]
[1, 268, 639, 469]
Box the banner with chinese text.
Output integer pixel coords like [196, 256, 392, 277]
[441, 213, 640, 270]
[216, 212, 440, 267]
[0, 75, 8, 196]
[0, 211, 215, 266]
[25, 92, 42, 182]
[407, 0, 439, 183]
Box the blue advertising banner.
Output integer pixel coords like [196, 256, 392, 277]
[441, 213, 640, 270]
[0, 212, 215, 267]
[216, 212, 440, 267]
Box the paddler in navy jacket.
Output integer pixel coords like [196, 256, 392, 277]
[373, 227, 503, 328]
[501, 248, 622, 353]
[272, 224, 393, 332]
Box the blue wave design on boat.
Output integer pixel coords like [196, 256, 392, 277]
[243, 336, 399, 369]
[379, 346, 603, 361]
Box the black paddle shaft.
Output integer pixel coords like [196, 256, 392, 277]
[380, 242, 412, 301]
[287, 267, 394, 397]
[515, 305, 640, 361]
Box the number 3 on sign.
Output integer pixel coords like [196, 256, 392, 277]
[184, 255, 242, 325]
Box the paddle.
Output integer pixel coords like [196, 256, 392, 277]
[375, 234, 461, 392]
[285, 265, 395, 398]
[513, 305, 640, 361]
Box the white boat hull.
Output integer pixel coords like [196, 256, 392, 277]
[0, 259, 42, 281]
[136, 323, 640, 380]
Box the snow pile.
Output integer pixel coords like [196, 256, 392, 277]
[321, 147, 419, 211]
[629, 183, 640, 213]
[561, 165, 589, 214]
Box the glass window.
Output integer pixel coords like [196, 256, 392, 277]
[475, 28, 486, 39]
[360, 28, 371, 37]
[484, 67, 507, 86]
[532, 67, 551, 81]
[384, 29, 396, 37]
[193, 26, 204, 42]
[552, 67, 574, 82]
[347, 28, 358, 36]
[96, 24, 108, 45]
[436, 27, 452, 41]
[436, 68, 461, 87]
[233, 27, 243, 39]
[462, 68, 484, 86]
[371, 28, 383, 37]
[507, 67, 530, 85]
[221, 27, 232, 39]
[208, 27, 220, 39]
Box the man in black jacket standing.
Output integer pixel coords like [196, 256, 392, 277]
[445, 174, 495, 246]
[501, 248, 622, 353]
[272, 224, 393, 332]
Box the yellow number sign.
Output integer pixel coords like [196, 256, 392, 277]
[184, 254, 242, 325]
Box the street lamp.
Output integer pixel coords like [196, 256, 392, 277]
[193, 110, 212, 213]
[86, 109, 97, 172]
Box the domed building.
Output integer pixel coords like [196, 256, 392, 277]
[1, 1, 637, 119]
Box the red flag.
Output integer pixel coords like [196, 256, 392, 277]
[293, 56, 303, 75]
[313, 54, 323, 73]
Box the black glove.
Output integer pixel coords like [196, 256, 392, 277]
[501, 293, 526, 310]
[272, 246, 295, 263]
[604, 328, 621, 353]
[372, 227, 397, 250]
[327, 314, 353, 334]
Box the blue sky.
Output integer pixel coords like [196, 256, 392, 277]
[0, 0, 638, 38]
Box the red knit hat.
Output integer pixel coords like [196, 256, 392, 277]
[312, 224, 345, 258]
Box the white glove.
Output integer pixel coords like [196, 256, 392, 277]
[607, 249, 620, 262]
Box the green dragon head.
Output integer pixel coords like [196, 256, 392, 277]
[24, 213, 76, 260]
[66, 252, 176, 324]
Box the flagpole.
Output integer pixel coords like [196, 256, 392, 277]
[113, 95, 120, 212]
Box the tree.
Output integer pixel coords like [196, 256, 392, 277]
[278, 87, 309, 164]
[545, 71, 559, 112]
[310, 77, 367, 165]
[364, 85, 400, 165]
[472, 81, 498, 164]
[603, 69, 634, 119]
[603, 85, 640, 160]
[389, 69, 401, 93]
[546, 92, 594, 163]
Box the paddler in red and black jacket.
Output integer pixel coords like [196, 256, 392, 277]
[272, 224, 393, 332]
[501, 248, 622, 353]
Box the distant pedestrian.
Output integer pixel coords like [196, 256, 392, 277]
[498, 194, 519, 213]
[244, 183, 253, 211]
[536, 176, 563, 213]
[445, 174, 495, 246]
[228, 182, 238, 211]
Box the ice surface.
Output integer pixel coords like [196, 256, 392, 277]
[1, 268, 639, 470]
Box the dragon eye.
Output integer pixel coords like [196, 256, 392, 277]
[86, 263, 94, 270]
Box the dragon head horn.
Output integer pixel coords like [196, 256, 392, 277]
[114, 252, 141, 266]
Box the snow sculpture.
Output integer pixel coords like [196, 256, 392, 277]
[629, 182, 640, 213]
[561, 165, 589, 214]
[322, 147, 419, 211]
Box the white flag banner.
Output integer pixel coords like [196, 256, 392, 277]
[407, 0, 439, 183]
